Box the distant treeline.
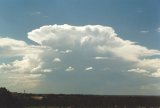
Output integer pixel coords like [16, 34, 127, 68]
[1, 87, 160, 108]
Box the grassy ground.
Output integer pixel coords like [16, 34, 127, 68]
[26, 106, 75, 108]
[26, 106, 60, 108]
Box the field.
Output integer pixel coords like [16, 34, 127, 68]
[23, 94, 160, 108]
[1, 88, 160, 108]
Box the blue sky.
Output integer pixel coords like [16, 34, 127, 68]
[0, 0, 160, 48]
[0, 0, 160, 95]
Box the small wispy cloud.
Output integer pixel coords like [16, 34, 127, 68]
[65, 66, 74, 72]
[140, 30, 149, 34]
[94, 57, 109, 60]
[60, 50, 72, 54]
[157, 27, 160, 32]
[85, 67, 93, 71]
[30, 11, 48, 18]
[53, 58, 61, 62]
[42, 69, 52, 73]
[128, 68, 149, 73]
[30, 11, 41, 16]
[34, 11, 41, 14]
[151, 69, 160, 77]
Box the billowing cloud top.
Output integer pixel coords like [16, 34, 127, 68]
[0, 24, 160, 93]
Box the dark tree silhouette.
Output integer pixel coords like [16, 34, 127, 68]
[0, 87, 24, 108]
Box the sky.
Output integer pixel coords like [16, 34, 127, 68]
[0, 0, 160, 95]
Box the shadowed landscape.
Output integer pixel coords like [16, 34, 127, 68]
[1, 87, 160, 108]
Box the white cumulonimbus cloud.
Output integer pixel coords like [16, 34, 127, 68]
[0, 24, 160, 89]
